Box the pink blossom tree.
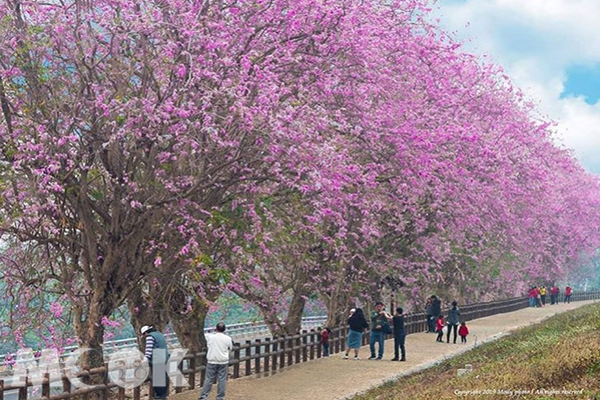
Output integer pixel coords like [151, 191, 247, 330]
[1, 0, 599, 362]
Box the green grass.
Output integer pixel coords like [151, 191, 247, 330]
[352, 304, 600, 400]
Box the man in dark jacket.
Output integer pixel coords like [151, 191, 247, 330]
[391, 307, 406, 361]
[369, 302, 392, 360]
[431, 295, 442, 319]
[425, 297, 434, 333]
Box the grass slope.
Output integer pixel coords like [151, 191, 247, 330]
[352, 304, 600, 400]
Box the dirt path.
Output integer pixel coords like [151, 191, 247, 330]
[172, 300, 597, 400]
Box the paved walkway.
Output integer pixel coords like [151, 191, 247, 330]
[174, 300, 597, 400]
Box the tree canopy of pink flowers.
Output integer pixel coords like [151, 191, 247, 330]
[0, 0, 599, 359]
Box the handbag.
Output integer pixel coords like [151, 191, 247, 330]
[382, 321, 393, 335]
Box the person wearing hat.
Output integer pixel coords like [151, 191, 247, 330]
[141, 325, 169, 399]
[199, 322, 233, 400]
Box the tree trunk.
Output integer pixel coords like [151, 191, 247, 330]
[169, 297, 210, 352]
[78, 326, 106, 370]
[71, 294, 112, 370]
[259, 307, 286, 337]
[282, 289, 306, 335]
[253, 293, 307, 338]
[128, 287, 170, 351]
[320, 262, 354, 328]
[323, 285, 352, 328]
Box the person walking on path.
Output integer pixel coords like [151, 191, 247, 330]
[540, 286, 547, 306]
[564, 285, 573, 303]
[458, 322, 469, 344]
[446, 301, 461, 344]
[425, 298, 434, 333]
[550, 284, 560, 305]
[369, 302, 392, 360]
[141, 325, 169, 400]
[320, 327, 331, 357]
[343, 308, 369, 360]
[431, 295, 442, 322]
[199, 322, 233, 400]
[528, 286, 537, 307]
[435, 315, 445, 342]
[391, 307, 406, 361]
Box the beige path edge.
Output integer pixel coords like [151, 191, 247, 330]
[173, 300, 598, 400]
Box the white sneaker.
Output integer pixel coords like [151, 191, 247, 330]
[354, 356, 361, 360]
[342, 355, 349, 359]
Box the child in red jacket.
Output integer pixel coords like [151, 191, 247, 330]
[436, 315, 445, 342]
[321, 327, 331, 356]
[459, 322, 469, 343]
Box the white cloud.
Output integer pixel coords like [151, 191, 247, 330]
[434, 0, 600, 174]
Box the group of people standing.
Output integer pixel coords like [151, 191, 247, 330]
[426, 296, 469, 344]
[528, 284, 572, 307]
[341, 302, 407, 361]
[339, 296, 471, 364]
[430, 299, 469, 344]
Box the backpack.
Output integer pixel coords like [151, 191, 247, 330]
[382, 320, 393, 335]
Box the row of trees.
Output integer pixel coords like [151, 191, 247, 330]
[0, 0, 599, 367]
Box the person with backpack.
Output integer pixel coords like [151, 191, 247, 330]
[141, 325, 169, 400]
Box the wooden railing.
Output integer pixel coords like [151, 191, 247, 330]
[2, 291, 598, 400]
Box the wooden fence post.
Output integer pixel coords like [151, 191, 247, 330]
[199, 350, 207, 387]
[62, 373, 71, 395]
[254, 339, 262, 374]
[271, 339, 278, 372]
[333, 328, 340, 354]
[295, 335, 301, 364]
[309, 330, 316, 360]
[264, 338, 270, 372]
[189, 355, 196, 389]
[279, 338, 286, 370]
[302, 330, 308, 363]
[41, 372, 50, 399]
[317, 334, 322, 359]
[245, 341, 252, 376]
[18, 376, 27, 400]
[103, 363, 110, 399]
[233, 344, 241, 378]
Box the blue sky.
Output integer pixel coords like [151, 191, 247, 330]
[433, 0, 600, 175]
[562, 64, 600, 104]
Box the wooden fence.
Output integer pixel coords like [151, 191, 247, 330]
[2, 291, 598, 400]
